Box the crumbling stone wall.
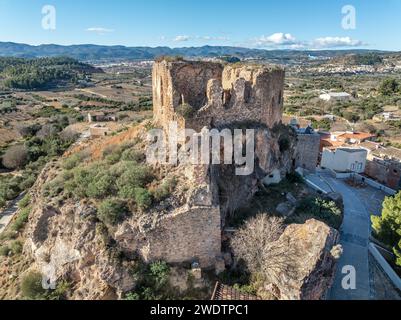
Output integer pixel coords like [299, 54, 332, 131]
[152, 60, 285, 132]
[365, 159, 401, 190]
[145, 59, 292, 269]
[116, 163, 222, 268]
[152, 60, 223, 130]
[294, 133, 321, 173]
[116, 205, 221, 268]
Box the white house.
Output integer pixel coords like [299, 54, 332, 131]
[321, 148, 368, 173]
[319, 92, 351, 102]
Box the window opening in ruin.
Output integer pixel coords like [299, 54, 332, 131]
[160, 79, 164, 106]
[244, 82, 252, 103]
[223, 89, 232, 109]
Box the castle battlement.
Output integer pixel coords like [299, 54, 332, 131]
[152, 59, 285, 132]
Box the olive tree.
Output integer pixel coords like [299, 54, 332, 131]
[2, 145, 28, 169]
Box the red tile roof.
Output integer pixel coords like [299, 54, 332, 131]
[337, 132, 375, 141]
[211, 282, 261, 301]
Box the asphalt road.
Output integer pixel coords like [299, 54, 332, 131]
[306, 172, 372, 300]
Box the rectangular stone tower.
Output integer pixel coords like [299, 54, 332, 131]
[152, 59, 285, 132]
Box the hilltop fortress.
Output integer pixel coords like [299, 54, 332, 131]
[120, 59, 295, 270]
[10, 59, 338, 300]
[152, 59, 285, 132]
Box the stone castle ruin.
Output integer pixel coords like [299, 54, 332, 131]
[19, 59, 339, 300]
[123, 59, 296, 270]
[152, 59, 285, 132]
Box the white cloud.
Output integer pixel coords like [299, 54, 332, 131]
[199, 36, 230, 41]
[251, 33, 366, 49]
[174, 35, 190, 42]
[173, 35, 230, 42]
[86, 27, 114, 35]
[312, 36, 364, 48]
[255, 33, 299, 47]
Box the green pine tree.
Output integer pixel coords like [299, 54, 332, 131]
[371, 192, 401, 266]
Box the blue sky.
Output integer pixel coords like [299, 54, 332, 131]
[0, 0, 400, 50]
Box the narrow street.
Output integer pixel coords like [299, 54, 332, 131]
[306, 171, 386, 300]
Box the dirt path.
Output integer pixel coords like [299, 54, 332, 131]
[0, 193, 25, 234]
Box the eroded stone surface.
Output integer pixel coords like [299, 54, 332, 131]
[272, 219, 340, 300]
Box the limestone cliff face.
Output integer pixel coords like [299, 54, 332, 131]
[23, 164, 135, 300]
[215, 125, 296, 218]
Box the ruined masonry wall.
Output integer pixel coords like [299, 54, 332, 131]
[153, 60, 285, 132]
[295, 134, 321, 173]
[139, 206, 221, 267]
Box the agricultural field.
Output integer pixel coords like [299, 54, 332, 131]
[0, 60, 153, 211]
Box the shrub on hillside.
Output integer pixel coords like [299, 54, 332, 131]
[87, 171, 116, 199]
[62, 151, 89, 170]
[2, 145, 28, 169]
[12, 206, 31, 232]
[126, 260, 171, 300]
[285, 172, 304, 184]
[97, 199, 129, 225]
[116, 163, 153, 198]
[379, 78, 400, 96]
[43, 176, 65, 198]
[121, 148, 145, 163]
[9, 240, 23, 255]
[18, 194, 31, 209]
[21, 271, 46, 300]
[176, 103, 195, 119]
[134, 188, 152, 210]
[294, 197, 342, 229]
[148, 261, 170, 290]
[0, 245, 10, 257]
[151, 178, 177, 202]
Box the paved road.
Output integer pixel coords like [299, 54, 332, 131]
[0, 193, 25, 235]
[306, 172, 372, 300]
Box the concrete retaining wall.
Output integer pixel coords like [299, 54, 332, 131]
[351, 174, 396, 195]
[304, 178, 329, 195]
[369, 243, 401, 292]
[329, 170, 396, 195]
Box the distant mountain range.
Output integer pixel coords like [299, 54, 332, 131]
[0, 41, 395, 62]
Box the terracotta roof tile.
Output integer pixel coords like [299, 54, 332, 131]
[211, 282, 261, 301]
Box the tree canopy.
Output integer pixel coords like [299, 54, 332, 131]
[0, 57, 96, 90]
[371, 192, 401, 267]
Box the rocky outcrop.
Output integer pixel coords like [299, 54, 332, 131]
[18, 163, 135, 299]
[24, 198, 135, 300]
[271, 219, 341, 300]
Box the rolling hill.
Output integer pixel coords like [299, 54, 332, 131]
[0, 42, 394, 63]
